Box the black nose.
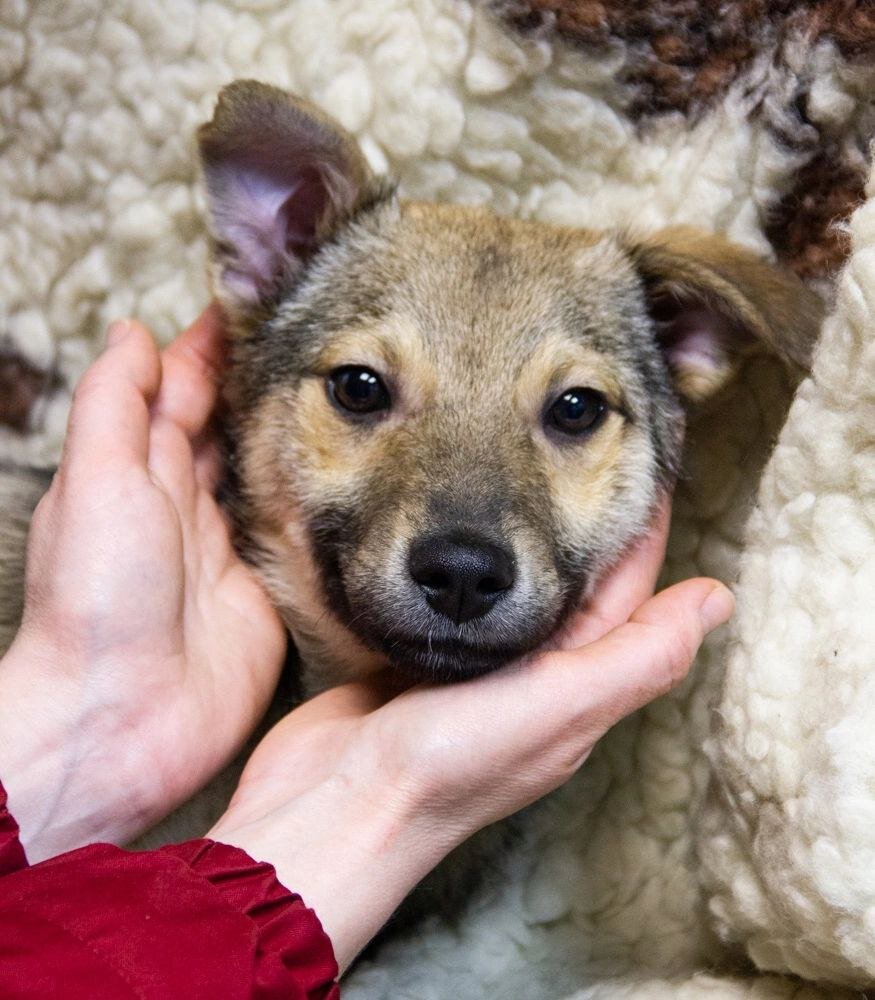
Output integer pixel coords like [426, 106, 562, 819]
[408, 534, 516, 624]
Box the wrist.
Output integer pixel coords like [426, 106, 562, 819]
[209, 773, 449, 972]
[0, 632, 156, 860]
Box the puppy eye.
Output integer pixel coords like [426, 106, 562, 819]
[546, 387, 608, 437]
[327, 366, 391, 416]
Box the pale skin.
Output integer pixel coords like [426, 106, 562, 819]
[0, 308, 733, 972]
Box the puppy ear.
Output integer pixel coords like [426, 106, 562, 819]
[626, 227, 824, 401]
[198, 80, 377, 323]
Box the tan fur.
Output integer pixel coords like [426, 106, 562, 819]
[236, 392, 386, 688]
[216, 185, 821, 687]
[315, 317, 440, 413]
[514, 339, 627, 415]
[514, 336, 650, 564]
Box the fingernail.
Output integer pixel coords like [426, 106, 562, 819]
[699, 584, 735, 631]
[106, 319, 132, 347]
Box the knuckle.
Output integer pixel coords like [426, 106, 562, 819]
[70, 369, 111, 414]
[548, 741, 590, 787]
[660, 622, 699, 687]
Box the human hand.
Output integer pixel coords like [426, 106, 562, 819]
[0, 309, 286, 861]
[209, 503, 733, 971]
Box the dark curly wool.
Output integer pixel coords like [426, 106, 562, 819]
[495, 0, 875, 277]
[0, 350, 60, 433]
[498, 0, 875, 117]
[766, 145, 868, 279]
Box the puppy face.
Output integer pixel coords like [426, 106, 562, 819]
[199, 82, 822, 686]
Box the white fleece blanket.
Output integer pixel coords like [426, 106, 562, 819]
[3, 2, 873, 997]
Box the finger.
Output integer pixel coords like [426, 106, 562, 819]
[61, 320, 161, 478]
[153, 303, 227, 438]
[147, 414, 198, 514]
[261, 683, 389, 741]
[558, 495, 672, 649]
[533, 578, 733, 743]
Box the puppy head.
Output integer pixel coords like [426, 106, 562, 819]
[199, 81, 822, 684]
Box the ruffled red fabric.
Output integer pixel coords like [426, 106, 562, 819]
[162, 840, 340, 999]
[0, 781, 27, 876]
[0, 781, 339, 999]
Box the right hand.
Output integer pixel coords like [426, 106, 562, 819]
[210, 504, 733, 971]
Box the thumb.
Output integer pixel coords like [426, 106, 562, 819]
[529, 578, 734, 742]
[61, 320, 161, 483]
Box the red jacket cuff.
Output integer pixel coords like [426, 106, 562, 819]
[0, 779, 339, 999]
[161, 839, 340, 999]
[0, 782, 28, 877]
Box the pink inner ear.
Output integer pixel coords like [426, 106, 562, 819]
[280, 171, 328, 251]
[659, 307, 729, 378]
[208, 158, 330, 305]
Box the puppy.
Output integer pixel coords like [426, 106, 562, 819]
[200, 81, 821, 696]
[0, 79, 822, 928]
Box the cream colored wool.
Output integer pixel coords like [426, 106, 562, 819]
[571, 975, 859, 999]
[697, 165, 875, 989]
[2, 2, 873, 998]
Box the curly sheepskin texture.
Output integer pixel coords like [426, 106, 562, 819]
[698, 165, 875, 990]
[2, 2, 874, 998]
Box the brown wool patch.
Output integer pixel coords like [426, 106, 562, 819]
[495, 0, 875, 277]
[765, 147, 868, 280]
[498, 0, 797, 117]
[499, 1, 875, 117]
[0, 349, 60, 433]
[813, 0, 875, 58]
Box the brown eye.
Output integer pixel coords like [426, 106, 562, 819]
[327, 366, 391, 416]
[547, 387, 608, 437]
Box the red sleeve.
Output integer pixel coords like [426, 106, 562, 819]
[0, 782, 339, 1000]
[0, 782, 27, 876]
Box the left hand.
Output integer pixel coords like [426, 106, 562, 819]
[0, 308, 286, 860]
